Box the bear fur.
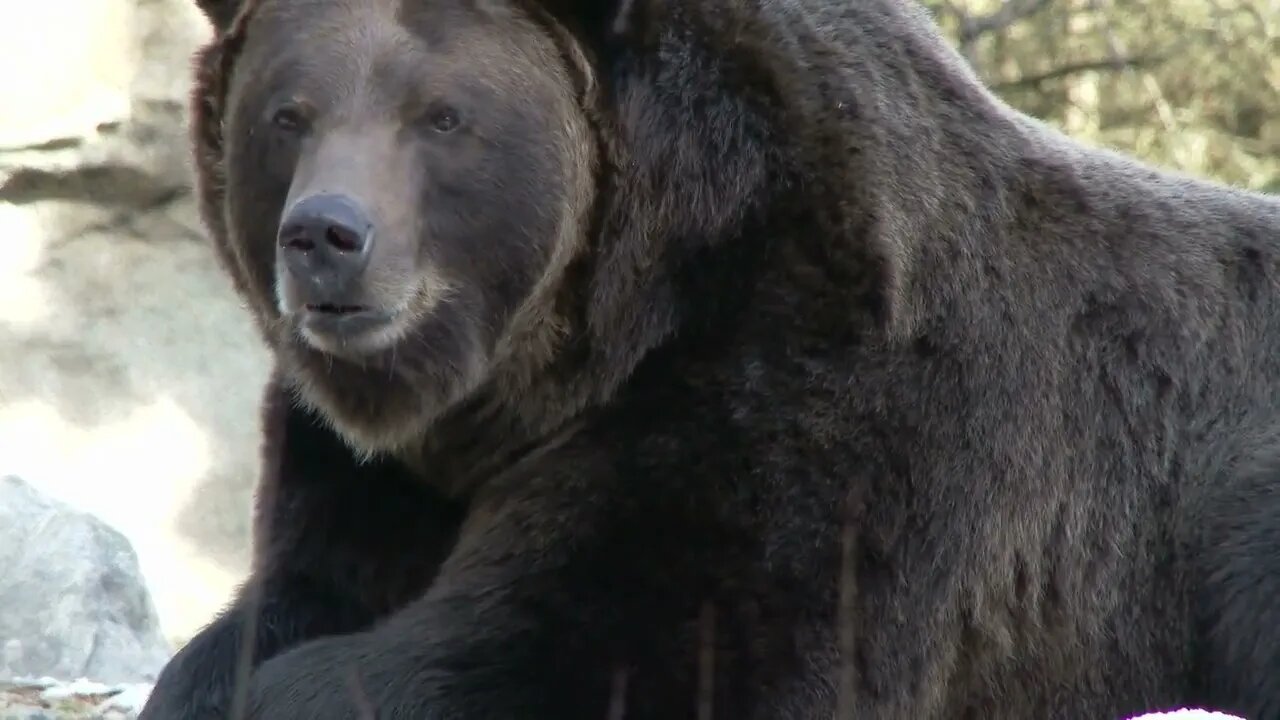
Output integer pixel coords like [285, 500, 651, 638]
[139, 0, 1280, 718]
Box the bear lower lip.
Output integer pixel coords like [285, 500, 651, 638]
[299, 307, 396, 342]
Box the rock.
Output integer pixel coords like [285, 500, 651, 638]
[1, 676, 152, 720]
[0, 0, 268, 649]
[0, 476, 170, 685]
[0, 0, 133, 151]
[0, 0, 209, 214]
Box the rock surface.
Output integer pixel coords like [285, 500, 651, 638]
[0, 0, 268, 648]
[1, 677, 152, 720]
[0, 476, 170, 686]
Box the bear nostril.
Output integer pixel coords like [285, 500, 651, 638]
[324, 225, 362, 253]
[284, 234, 315, 252]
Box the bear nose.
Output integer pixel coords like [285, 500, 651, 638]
[277, 193, 374, 297]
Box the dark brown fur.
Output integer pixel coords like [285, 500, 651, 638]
[141, 0, 1280, 718]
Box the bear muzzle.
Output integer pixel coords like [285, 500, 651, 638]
[275, 192, 406, 354]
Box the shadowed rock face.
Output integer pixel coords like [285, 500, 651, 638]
[0, 0, 267, 648]
[0, 475, 171, 684]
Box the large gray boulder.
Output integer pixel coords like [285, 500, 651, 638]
[0, 475, 171, 684]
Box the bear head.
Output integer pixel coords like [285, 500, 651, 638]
[186, 0, 789, 462]
[188, 0, 626, 456]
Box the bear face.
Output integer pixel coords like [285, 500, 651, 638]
[212, 0, 597, 454]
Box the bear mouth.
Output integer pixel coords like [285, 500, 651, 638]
[295, 303, 403, 360]
[305, 303, 367, 314]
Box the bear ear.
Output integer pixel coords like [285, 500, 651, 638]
[193, 0, 247, 33]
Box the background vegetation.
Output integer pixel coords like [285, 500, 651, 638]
[925, 0, 1280, 192]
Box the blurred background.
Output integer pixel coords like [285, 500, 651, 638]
[0, 0, 1275, 712]
[0, 0, 267, 702]
[925, 0, 1280, 192]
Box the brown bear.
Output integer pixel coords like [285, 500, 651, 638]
[138, 0, 1280, 718]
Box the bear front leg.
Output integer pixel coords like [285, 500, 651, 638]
[137, 575, 377, 720]
[139, 376, 464, 720]
[239, 448, 662, 720]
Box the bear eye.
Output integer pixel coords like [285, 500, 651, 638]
[270, 103, 310, 133]
[426, 104, 461, 134]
